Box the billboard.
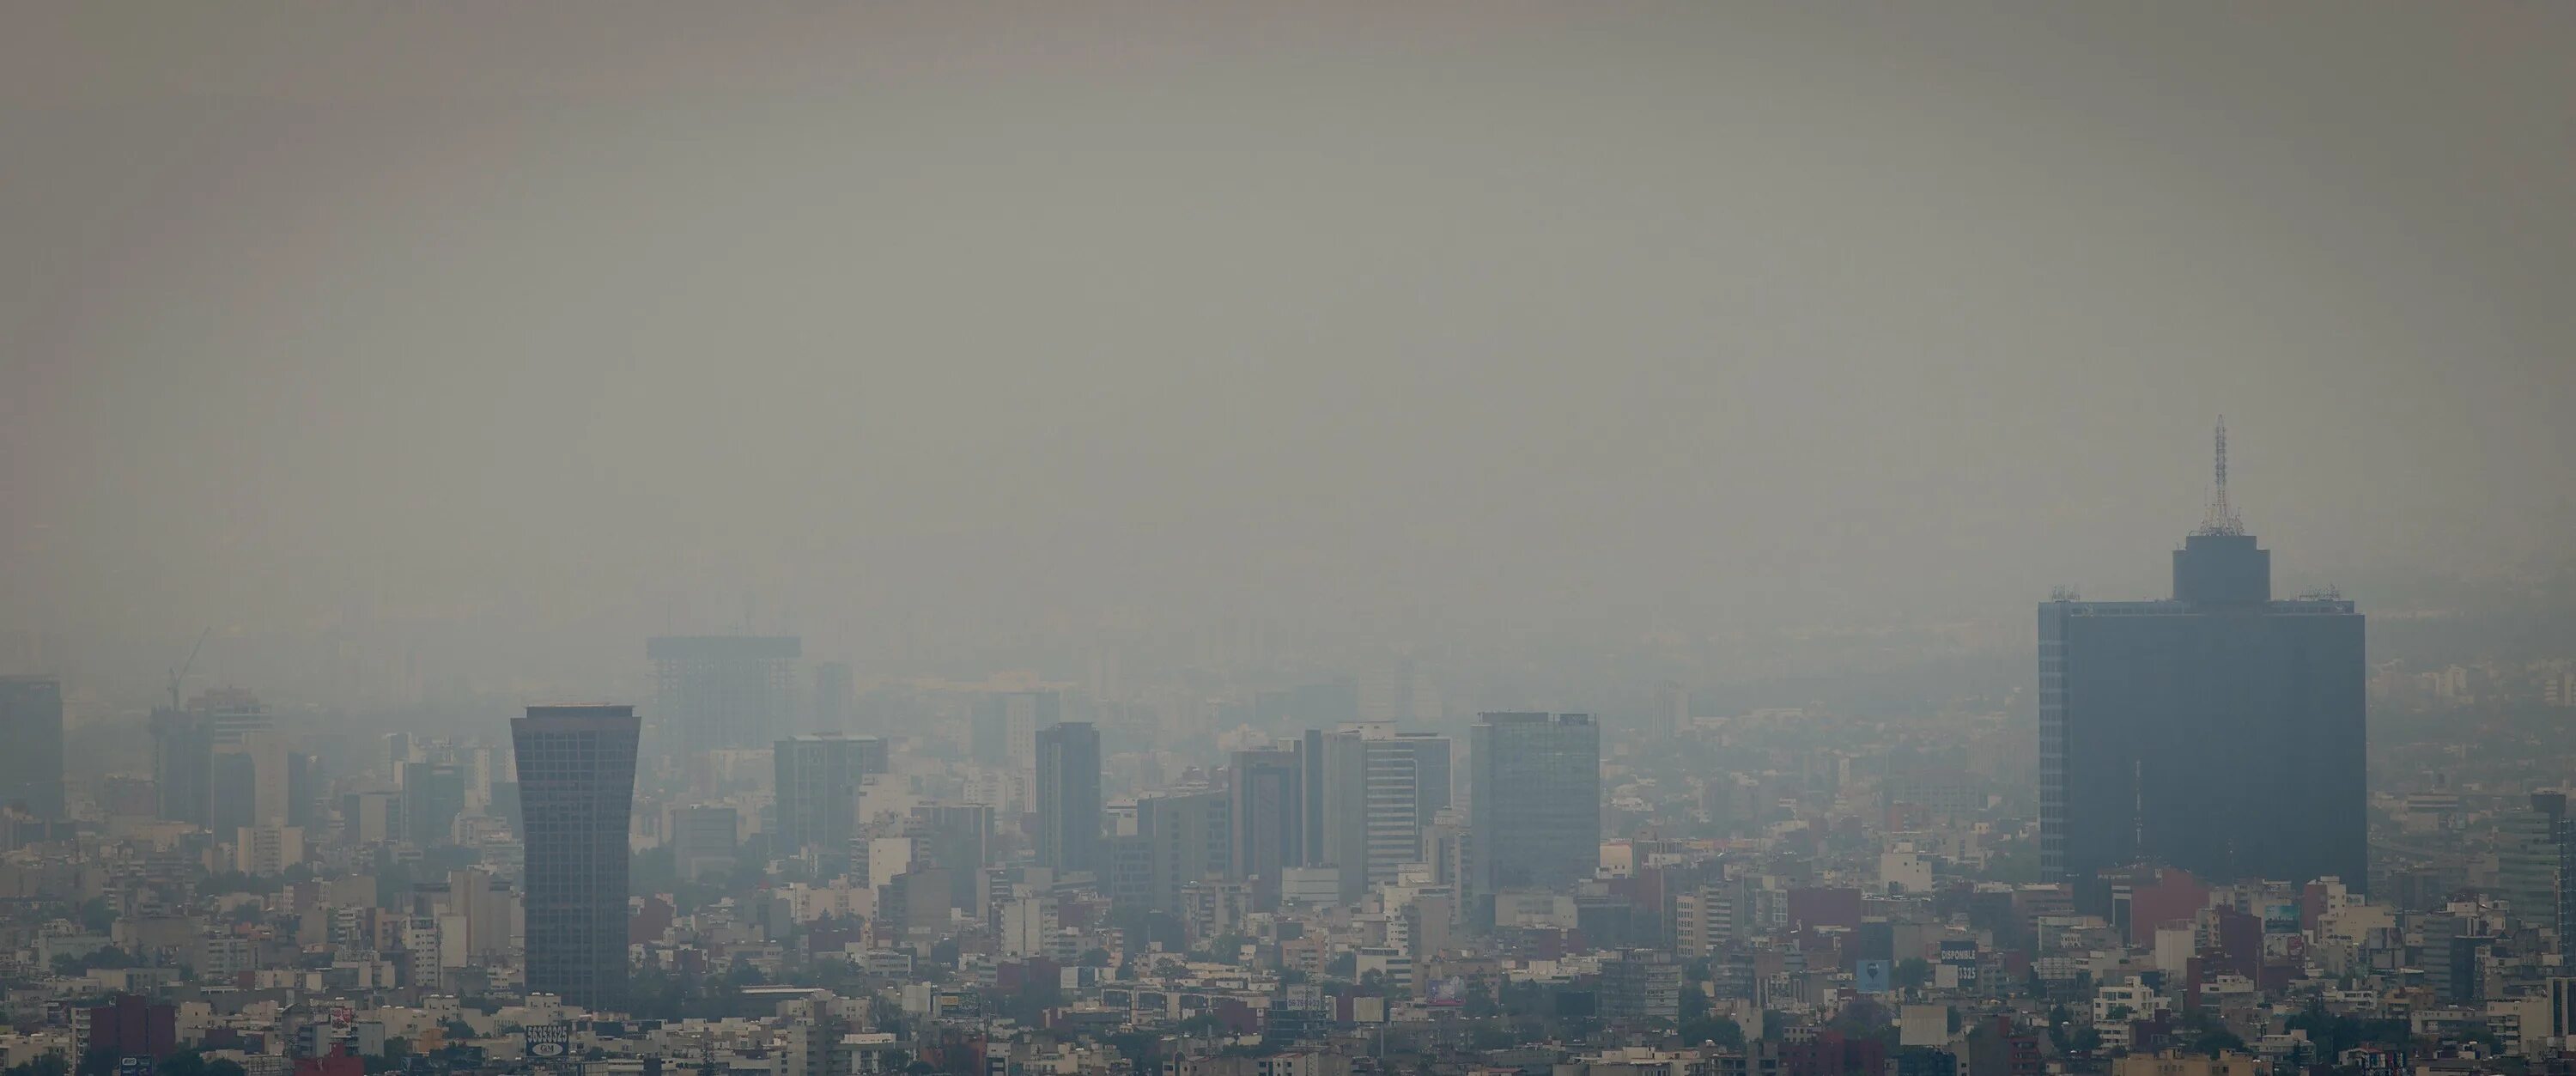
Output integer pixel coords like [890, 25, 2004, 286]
[1425, 976, 1466, 1006]
[526, 1023, 571, 1061]
[1856, 958, 1892, 994]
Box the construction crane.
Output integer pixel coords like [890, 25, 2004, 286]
[167, 626, 210, 712]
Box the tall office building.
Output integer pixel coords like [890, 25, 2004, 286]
[2038, 422, 2366, 891]
[1468, 713, 1601, 905]
[774, 734, 887, 855]
[287, 751, 320, 830]
[909, 804, 995, 915]
[207, 730, 295, 840]
[189, 689, 270, 746]
[208, 747, 258, 836]
[1034, 721, 1102, 875]
[1229, 746, 1304, 906]
[1333, 729, 1431, 901]
[1298, 729, 1327, 868]
[513, 704, 642, 1009]
[1390, 732, 1453, 824]
[647, 636, 801, 755]
[971, 690, 1059, 766]
[0, 676, 64, 819]
[668, 805, 741, 882]
[1133, 787, 1231, 912]
[149, 709, 214, 827]
[402, 761, 466, 847]
[2499, 793, 2573, 939]
[385, 732, 417, 779]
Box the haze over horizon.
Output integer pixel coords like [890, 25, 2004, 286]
[4, 3, 2572, 705]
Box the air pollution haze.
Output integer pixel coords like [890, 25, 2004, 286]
[3, 3, 2571, 705]
[9, 3, 2576, 1055]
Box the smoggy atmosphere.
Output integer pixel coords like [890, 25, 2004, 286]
[0, 7, 2573, 1073]
[7, 3, 2572, 705]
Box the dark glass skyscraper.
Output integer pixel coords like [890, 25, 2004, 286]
[1229, 746, 1303, 907]
[1468, 712, 1601, 907]
[2039, 424, 2366, 891]
[513, 704, 641, 1009]
[149, 708, 213, 827]
[1034, 720, 1102, 874]
[0, 676, 64, 819]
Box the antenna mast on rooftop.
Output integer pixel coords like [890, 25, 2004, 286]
[2197, 416, 2245, 536]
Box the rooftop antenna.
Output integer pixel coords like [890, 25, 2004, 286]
[2197, 416, 2245, 536]
[167, 625, 210, 711]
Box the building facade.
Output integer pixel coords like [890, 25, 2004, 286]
[1319, 728, 1422, 903]
[513, 704, 642, 1009]
[1229, 746, 1304, 906]
[1034, 720, 1102, 875]
[774, 734, 888, 856]
[0, 676, 64, 819]
[2038, 523, 2366, 890]
[1468, 712, 1601, 910]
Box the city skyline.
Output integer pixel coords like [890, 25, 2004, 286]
[0, 5, 2568, 1074]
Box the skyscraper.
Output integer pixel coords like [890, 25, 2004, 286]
[647, 636, 801, 755]
[513, 704, 641, 1009]
[401, 760, 466, 847]
[2038, 422, 2366, 891]
[1229, 746, 1304, 906]
[0, 676, 64, 819]
[908, 803, 995, 915]
[1390, 731, 1453, 824]
[1468, 712, 1601, 907]
[194, 688, 270, 746]
[149, 708, 213, 827]
[1319, 727, 1423, 902]
[1133, 787, 1230, 912]
[773, 734, 887, 855]
[2499, 793, 2573, 938]
[1034, 721, 1102, 875]
[1298, 728, 1327, 867]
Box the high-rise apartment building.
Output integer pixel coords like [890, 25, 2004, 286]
[1033, 721, 1102, 875]
[0, 676, 64, 819]
[1468, 712, 1601, 909]
[773, 734, 888, 856]
[2039, 422, 2366, 891]
[513, 704, 641, 1009]
[647, 636, 800, 755]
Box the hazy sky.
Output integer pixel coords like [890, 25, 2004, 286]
[3, 3, 2570, 691]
